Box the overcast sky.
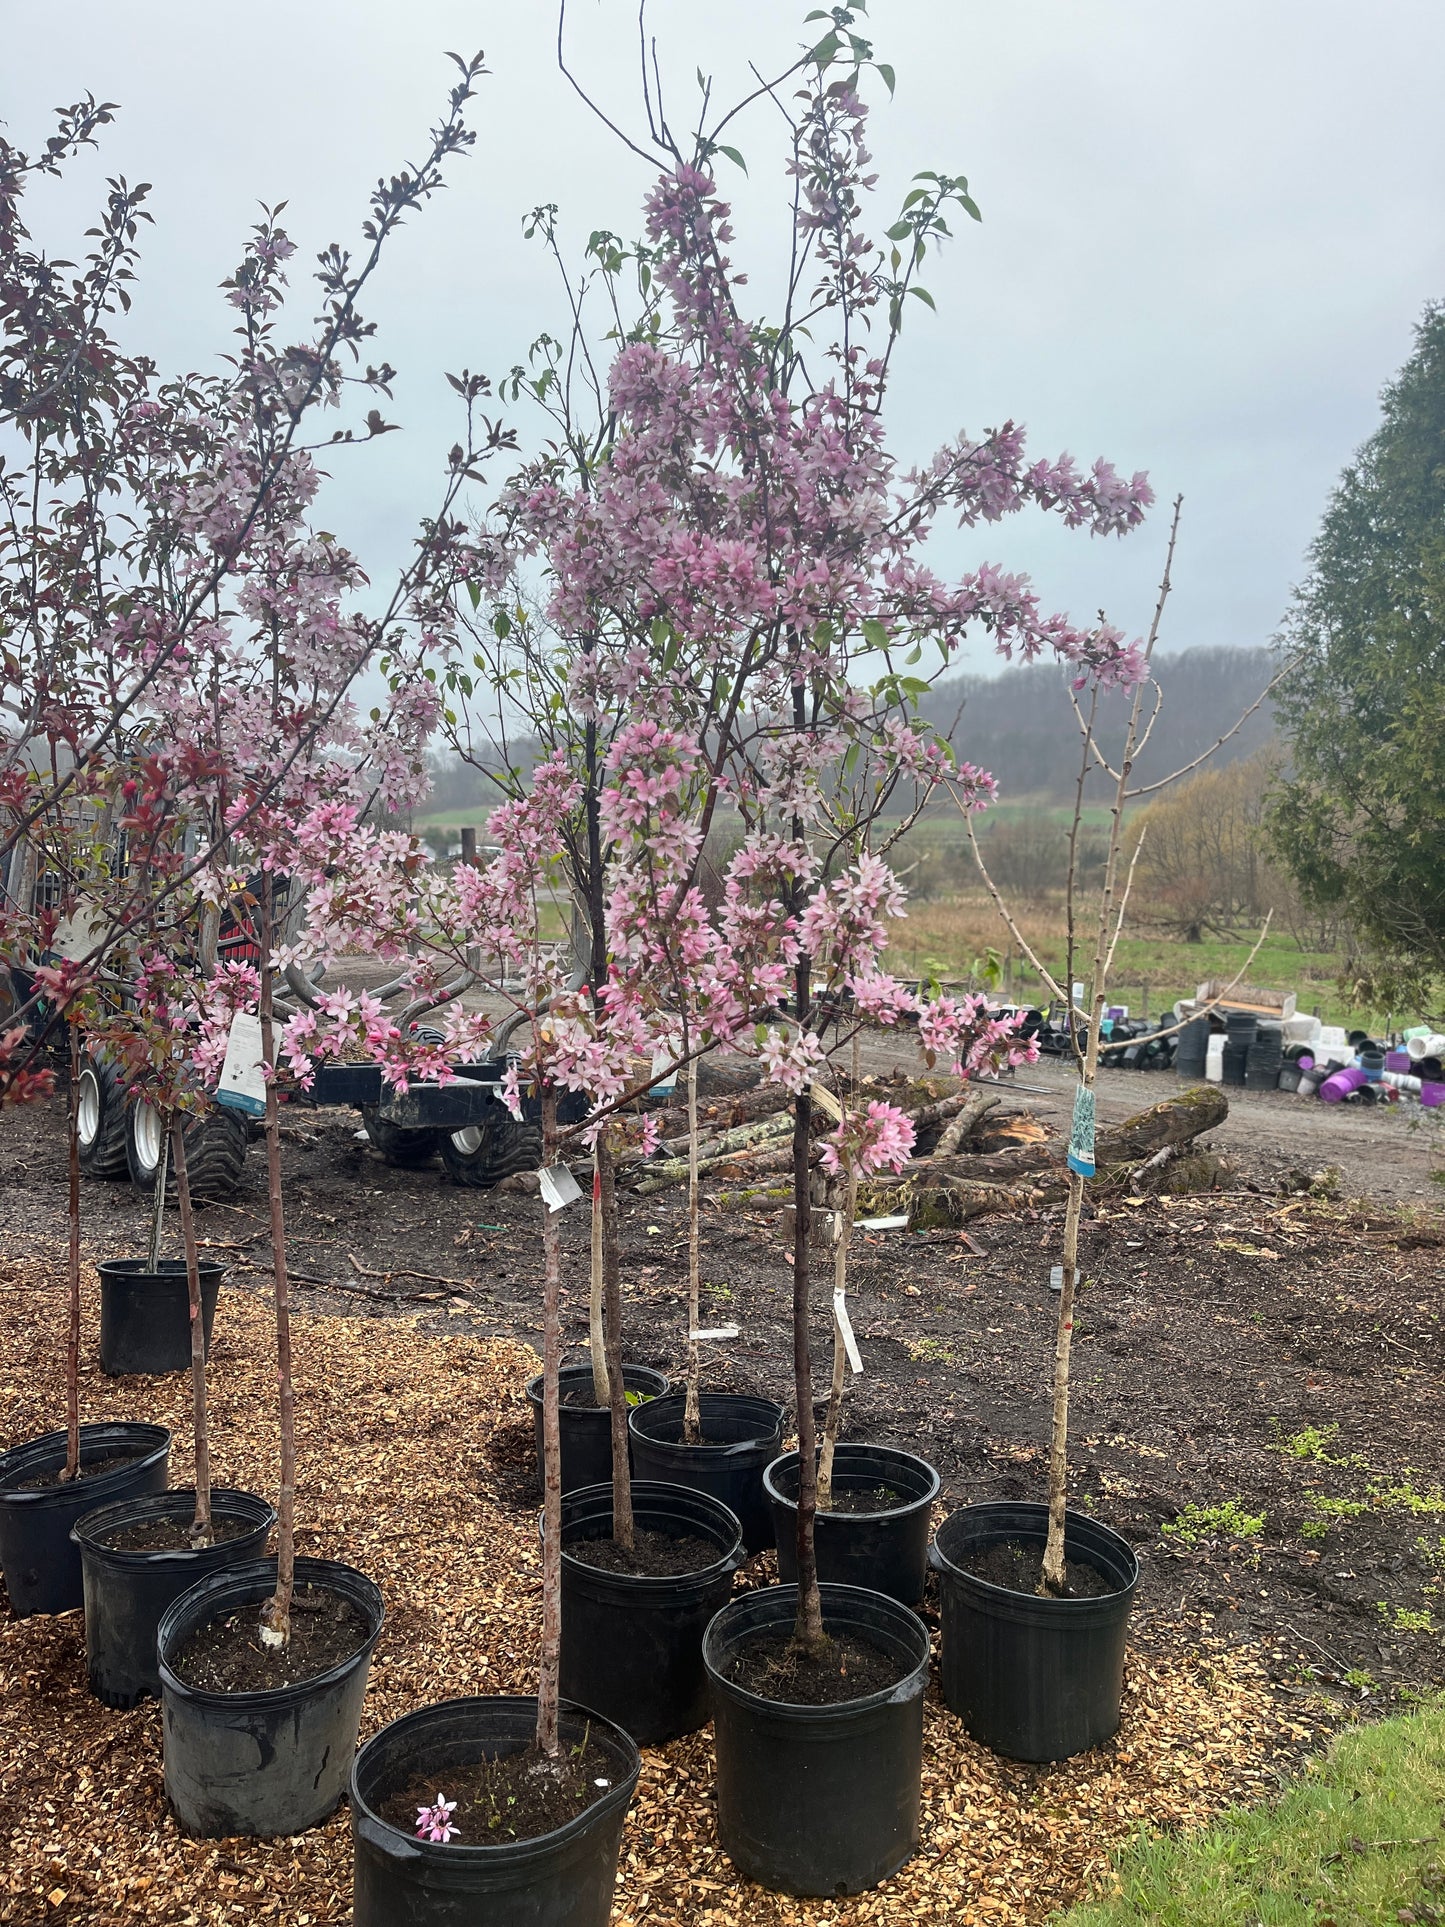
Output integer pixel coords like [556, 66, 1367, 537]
[7, 1, 1443, 676]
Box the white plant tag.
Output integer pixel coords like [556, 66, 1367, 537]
[539, 1163, 584, 1213]
[51, 902, 106, 963]
[215, 1013, 266, 1117]
[649, 1049, 678, 1097]
[688, 1324, 740, 1341]
[857, 1213, 909, 1232]
[810, 1080, 843, 1122]
[832, 1286, 863, 1375]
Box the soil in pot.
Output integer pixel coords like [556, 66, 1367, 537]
[93, 1513, 252, 1553]
[566, 1527, 717, 1577]
[721, 1628, 906, 1706]
[169, 1584, 370, 1691]
[961, 1539, 1117, 1600]
[6, 1449, 146, 1490]
[820, 1485, 905, 1515]
[378, 1736, 619, 1846]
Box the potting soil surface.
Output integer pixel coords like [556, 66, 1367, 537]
[569, 1529, 721, 1577]
[959, 1540, 1119, 1600]
[167, 1586, 371, 1693]
[378, 1739, 618, 1846]
[4, 1451, 146, 1491]
[3, 1078, 1443, 1925]
[722, 1627, 907, 1704]
[95, 1515, 251, 1554]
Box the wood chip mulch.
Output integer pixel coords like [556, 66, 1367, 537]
[1, 1256, 1327, 1926]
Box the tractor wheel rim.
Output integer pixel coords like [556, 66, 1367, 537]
[451, 1125, 483, 1155]
[133, 1100, 164, 1173]
[77, 1068, 101, 1148]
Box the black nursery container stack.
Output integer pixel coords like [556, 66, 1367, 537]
[1221, 1012, 1255, 1086]
[1245, 1022, 1284, 1091]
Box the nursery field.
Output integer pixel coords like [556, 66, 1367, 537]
[3, 1085, 1442, 1927]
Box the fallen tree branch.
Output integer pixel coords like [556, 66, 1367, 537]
[933, 1091, 1001, 1158]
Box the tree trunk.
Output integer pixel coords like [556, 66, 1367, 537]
[257, 876, 296, 1650]
[683, 1053, 702, 1444]
[791, 1076, 826, 1657]
[599, 1132, 633, 1553]
[816, 1173, 856, 1511]
[63, 1030, 82, 1482]
[1039, 1166, 1083, 1593]
[172, 1121, 213, 1547]
[147, 1127, 169, 1270]
[587, 1151, 609, 1408]
[535, 1088, 564, 1758]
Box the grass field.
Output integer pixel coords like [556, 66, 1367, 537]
[1053, 1701, 1445, 1927]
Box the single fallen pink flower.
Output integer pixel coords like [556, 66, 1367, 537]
[415, 1794, 458, 1843]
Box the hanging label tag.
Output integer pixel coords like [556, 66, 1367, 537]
[215, 1013, 266, 1116]
[1067, 1083, 1096, 1178]
[539, 1163, 584, 1213]
[832, 1286, 863, 1375]
[688, 1324, 740, 1341]
[810, 1080, 843, 1122]
[50, 902, 106, 963]
[649, 1049, 678, 1097]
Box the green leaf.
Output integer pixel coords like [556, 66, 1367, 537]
[861, 617, 890, 650]
[716, 144, 747, 175]
[466, 580, 481, 610]
[875, 61, 895, 95]
[910, 286, 937, 310]
[961, 195, 982, 223]
[885, 220, 912, 242]
[905, 643, 922, 665]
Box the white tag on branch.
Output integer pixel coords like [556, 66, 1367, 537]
[215, 1013, 266, 1117]
[539, 1163, 584, 1213]
[688, 1324, 740, 1341]
[832, 1285, 864, 1375]
[649, 1049, 679, 1097]
[810, 1079, 843, 1122]
[50, 901, 106, 963]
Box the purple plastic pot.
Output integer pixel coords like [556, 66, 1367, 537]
[1319, 1067, 1367, 1103]
[1420, 1083, 1445, 1110]
[1386, 1050, 1410, 1073]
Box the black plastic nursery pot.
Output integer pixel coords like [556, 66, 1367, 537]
[627, 1392, 786, 1553]
[156, 1555, 384, 1837]
[97, 1258, 225, 1376]
[703, 1582, 930, 1897]
[557, 1480, 745, 1744]
[71, 1488, 276, 1708]
[0, 1422, 171, 1617]
[526, 1363, 671, 1496]
[765, 1444, 940, 1605]
[929, 1501, 1138, 1764]
[350, 1695, 641, 1927]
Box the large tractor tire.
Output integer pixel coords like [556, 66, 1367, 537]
[439, 1105, 542, 1189]
[359, 1107, 444, 1166]
[126, 1099, 249, 1203]
[76, 1054, 131, 1180]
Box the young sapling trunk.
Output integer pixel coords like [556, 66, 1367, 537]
[587, 1148, 610, 1409]
[815, 1168, 857, 1512]
[63, 1030, 82, 1482]
[171, 1120, 214, 1548]
[257, 876, 297, 1649]
[790, 1058, 827, 1658]
[682, 1052, 702, 1445]
[598, 1132, 634, 1552]
[146, 1127, 169, 1270]
[536, 1089, 564, 1757]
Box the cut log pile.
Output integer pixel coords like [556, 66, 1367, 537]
[619, 1077, 1231, 1225]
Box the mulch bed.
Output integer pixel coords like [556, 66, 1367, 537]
[1, 1257, 1330, 1927]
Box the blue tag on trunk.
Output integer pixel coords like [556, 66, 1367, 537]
[1067, 1083, 1096, 1178]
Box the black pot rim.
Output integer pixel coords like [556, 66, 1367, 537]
[763, 1444, 940, 1521]
[627, 1391, 786, 1456]
[553, 1479, 746, 1590]
[0, 1423, 171, 1510]
[930, 1501, 1139, 1608]
[156, 1554, 384, 1711]
[704, 1581, 930, 1719]
[97, 1257, 226, 1281]
[350, 1694, 641, 1866]
[524, 1361, 671, 1413]
[70, 1487, 276, 1564]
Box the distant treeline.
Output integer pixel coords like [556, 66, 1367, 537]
[418, 645, 1278, 824]
[918, 644, 1277, 805]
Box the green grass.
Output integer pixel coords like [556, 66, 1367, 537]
[1052, 1702, 1445, 1927]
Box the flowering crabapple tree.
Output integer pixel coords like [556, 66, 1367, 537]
[423, 0, 1153, 1655]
